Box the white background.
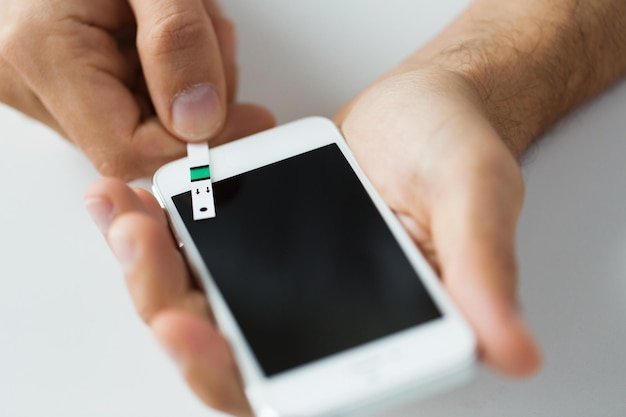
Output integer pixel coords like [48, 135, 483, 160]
[1, 1, 626, 416]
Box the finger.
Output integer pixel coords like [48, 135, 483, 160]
[86, 178, 248, 414]
[200, 0, 225, 17]
[200, 0, 237, 101]
[109, 212, 211, 322]
[0, 57, 63, 134]
[130, 0, 226, 141]
[85, 178, 204, 322]
[209, 103, 276, 147]
[84, 177, 154, 233]
[212, 16, 238, 102]
[116, 117, 186, 180]
[431, 170, 541, 376]
[133, 187, 168, 223]
[152, 310, 252, 417]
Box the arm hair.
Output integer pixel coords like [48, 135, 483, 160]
[406, 0, 626, 154]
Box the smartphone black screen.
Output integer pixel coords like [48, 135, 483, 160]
[172, 144, 441, 377]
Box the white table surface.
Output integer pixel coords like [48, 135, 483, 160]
[2, 1, 626, 416]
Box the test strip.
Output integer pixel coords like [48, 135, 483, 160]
[187, 142, 216, 220]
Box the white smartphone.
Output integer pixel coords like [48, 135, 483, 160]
[153, 117, 476, 417]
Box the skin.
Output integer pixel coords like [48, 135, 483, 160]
[6, 0, 626, 415]
[0, 0, 274, 179]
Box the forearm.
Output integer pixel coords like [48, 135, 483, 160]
[403, 0, 626, 155]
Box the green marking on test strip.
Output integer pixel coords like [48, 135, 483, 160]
[190, 165, 211, 182]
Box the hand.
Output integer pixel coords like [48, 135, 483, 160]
[0, 0, 274, 179]
[84, 66, 541, 415]
[335, 67, 541, 375]
[85, 178, 254, 416]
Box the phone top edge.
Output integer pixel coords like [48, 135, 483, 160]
[153, 117, 341, 196]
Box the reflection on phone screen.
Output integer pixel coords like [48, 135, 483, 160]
[173, 144, 441, 377]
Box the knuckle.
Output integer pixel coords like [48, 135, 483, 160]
[93, 158, 119, 178]
[141, 8, 209, 58]
[92, 153, 137, 181]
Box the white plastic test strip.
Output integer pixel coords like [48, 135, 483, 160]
[187, 142, 216, 220]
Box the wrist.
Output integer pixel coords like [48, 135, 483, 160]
[382, 61, 525, 157]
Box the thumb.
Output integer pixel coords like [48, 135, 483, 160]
[131, 0, 226, 141]
[431, 163, 542, 376]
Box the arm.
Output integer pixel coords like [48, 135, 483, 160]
[408, 0, 626, 155]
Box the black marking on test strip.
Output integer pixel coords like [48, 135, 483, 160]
[195, 187, 211, 195]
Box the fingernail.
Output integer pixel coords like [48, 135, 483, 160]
[172, 84, 222, 141]
[108, 224, 136, 272]
[85, 198, 114, 234]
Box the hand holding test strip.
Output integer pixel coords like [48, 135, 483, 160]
[187, 143, 216, 220]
